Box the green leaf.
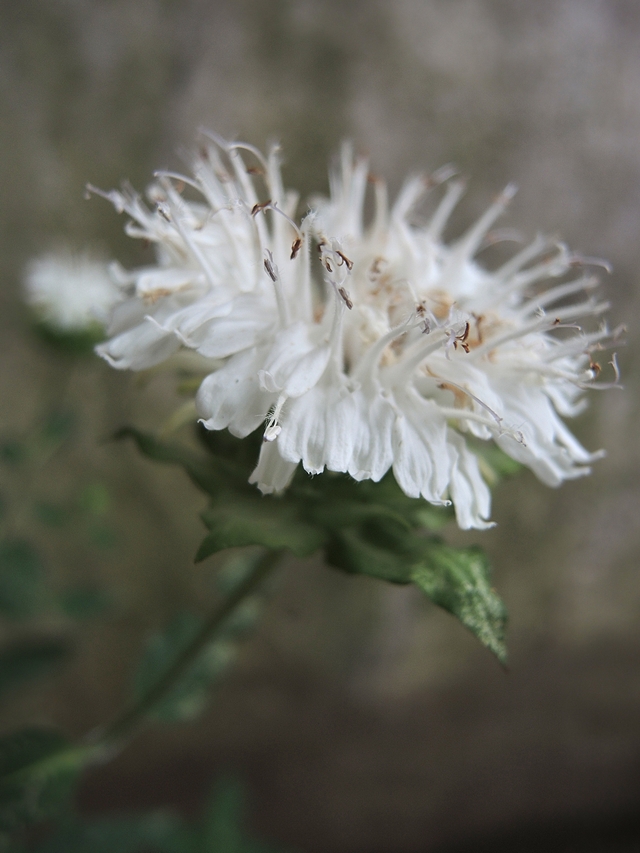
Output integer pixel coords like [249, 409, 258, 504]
[292, 470, 453, 532]
[27, 776, 298, 853]
[197, 498, 325, 561]
[77, 483, 110, 517]
[33, 502, 69, 528]
[0, 640, 69, 697]
[324, 527, 412, 584]
[114, 427, 231, 496]
[29, 812, 186, 853]
[202, 777, 293, 853]
[38, 410, 76, 454]
[86, 524, 117, 549]
[202, 777, 246, 853]
[411, 543, 508, 664]
[0, 540, 45, 619]
[0, 440, 26, 468]
[0, 728, 80, 833]
[58, 587, 110, 620]
[133, 613, 235, 722]
[32, 321, 106, 357]
[121, 428, 506, 661]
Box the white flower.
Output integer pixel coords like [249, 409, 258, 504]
[24, 249, 119, 333]
[198, 145, 620, 528]
[90, 134, 305, 371]
[97, 136, 620, 530]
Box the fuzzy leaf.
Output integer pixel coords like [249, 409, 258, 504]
[121, 429, 506, 661]
[115, 427, 240, 496]
[33, 502, 69, 527]
[197, 499, 324, 561]
[58, 586, 110, 620]
[0, 539, 45, 619]
[324, 527, 412, 584]
[0, 640, 69, 697]
[0, 728, 80, 832]
[29, 813, 185, 853]
[202, 777, 295, 853]
[411, 543, 507, 664]
[291, 470, 453, 532]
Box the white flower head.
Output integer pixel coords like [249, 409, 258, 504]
[97, 136, 621, 530]
[89, 133, 305, 372]
[23, 249, 120, 333]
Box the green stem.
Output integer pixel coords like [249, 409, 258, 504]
[97, 547, 283, 749]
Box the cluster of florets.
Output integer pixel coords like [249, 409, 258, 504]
[84, 134, 620, 529]
[24, 249, 119, 334]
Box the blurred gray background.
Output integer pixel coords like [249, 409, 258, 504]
[0, 1, 639, 850]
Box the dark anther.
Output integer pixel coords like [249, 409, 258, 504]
[290, 238, 302, 260]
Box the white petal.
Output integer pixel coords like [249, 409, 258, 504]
[96, 317, 180, 370]
[249, 440, 298, 494]
[277, 389, 328, 475]
[106, 297, 147, 336]
[191, 294, 276, 359]
[447, 432, 494, 530]
[496, 385, 596, 485]
[262, 322, 331, 397]
[391, 390, 449, 502]
[347, 389, 395, 482]
[196, 347, 274, 438]
[275, 382, 353, 475]
[157, 296, 233, 337]
[135, 267, 201, 298]
[277, 383, 394, 481]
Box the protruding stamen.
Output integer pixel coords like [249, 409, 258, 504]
[264, 250, 289, 327]
[447, 182, 517, 266]
[578, 352, 623, 390]
[251, 200, 272, 216]
[427, 178, 467, 240]
[569, 254, 613, 274]
[264, 394, 287, 441]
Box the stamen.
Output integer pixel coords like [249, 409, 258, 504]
[251, 200, 272, 216]
[426, 163, 458, 188]
[427, 178, 467, 240]
[154, 171, 201, 192]
[578, 353, 623, 390]
[352, 317, 419, 384]
[494, 233, 552, 282]
[517, 276, 598, 317]
[264, 393, 287, 441]
[157, 178, 220, 290]
[338, 287, 353, 309]
[264, 250, 289, 327]
[466, 301, 608, 361]
[569, 254, 613, 274]
[450, 183, 517, 263]
[336, 250, 354, 270]
[381, 327, 449, 386]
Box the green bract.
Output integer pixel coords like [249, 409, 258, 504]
[117, 426, 507, 664]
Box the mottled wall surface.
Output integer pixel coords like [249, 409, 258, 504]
[0, 1, 639, 851]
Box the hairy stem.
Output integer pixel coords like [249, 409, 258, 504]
[97, 547, 284, 749]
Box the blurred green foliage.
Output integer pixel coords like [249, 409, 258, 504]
[17, 776, 300, 853]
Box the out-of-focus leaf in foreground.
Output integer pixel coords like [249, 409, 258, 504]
[0, 728, 80, 835]
[0, 540, 46, 620]
[0, 640, 69, 698]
